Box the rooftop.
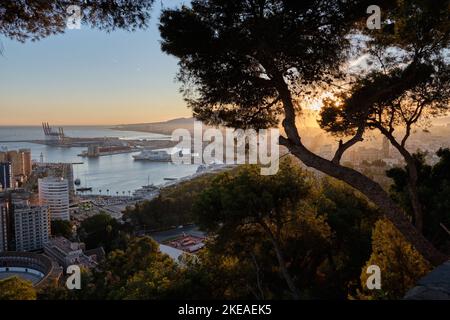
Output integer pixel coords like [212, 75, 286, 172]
[47, 236, 83, 255]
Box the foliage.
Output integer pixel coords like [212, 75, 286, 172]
[0, 277, 37, 300]
[191, 159, 378, 298]
[159, 0, 374, 129]
[320, 0, 450, 138]
[358, 218, 431, 299]
[37, 283, 72, 300]
[159, 0, 448, 266]
[194, 159, 314, 232]
[78, 213, 127, 252]
[171, 246, 275, 299]
[37, 268, 94, 300]
[34, 161, 420, 300]
[193, 159, 321, 299]
[0, 0, 154, 42]
[387, 148, 450, 252]
[124, 174, 215, 231]
[85, 236, 179, 299]
[51, 220, 73, 239]
[315, 178, 381, 297]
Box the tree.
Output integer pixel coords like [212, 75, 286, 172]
[125, 174, 214, 231]
[170, 247, 263, 299]
[0, 0, 154, 42]
[37, 283, 72, 300]
[51, 219, 73, 239]
[358, 218, 431, 299]
[78, 213, 124, 252]
[87, 236, 179, 299]
[0, 277, 37, 300]
[37, 268, 94, 300]
[193, 159, 326, 299]
[185, 161, 382, 299]
[387, 148, 450, 253]
[316, 178, 381, 297]
[319, 0, 450, 234]
[159, 0, 449, 265]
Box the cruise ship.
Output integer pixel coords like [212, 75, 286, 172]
[133, 148, 188, 162]
[133, 149, 173, 161]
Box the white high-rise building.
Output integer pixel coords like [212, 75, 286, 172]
[38, 177, 70, 221]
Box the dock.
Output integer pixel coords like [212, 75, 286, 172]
[0, 140, 40, 143]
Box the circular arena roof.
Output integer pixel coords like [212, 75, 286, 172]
[0, 252, 61, 287]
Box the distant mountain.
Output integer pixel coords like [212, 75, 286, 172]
[113, 118, 198, 135]
[116, 117, 196, 127]
[113, 113, 323, 136]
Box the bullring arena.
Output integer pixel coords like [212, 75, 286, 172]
[0, 252, 62, 287]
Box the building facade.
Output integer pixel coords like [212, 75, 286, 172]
[38, 177, 70, 221]
[0, 149, 32, 188]
[13, 202, 50, 252]
[0, 201, 9, 252]
[0, 193, 50, 252]
[19, 149, 32, 177]
[0, 162, 12, 191]
[44, 237, 98, 270]
[35, 163, 75, 201]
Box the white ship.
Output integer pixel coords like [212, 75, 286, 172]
[133, 184, 160, 200]
[133, 149, 173, 161]
[133, 148, 190, 162]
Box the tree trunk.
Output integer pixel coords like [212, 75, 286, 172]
[374, 125, 424, 233]
[283, 140, 445, 266]
[275, 78, 447, 266]
[250, 252, 265, 300]
[407, 164, 424, 233]
[260, 221, 301, 299]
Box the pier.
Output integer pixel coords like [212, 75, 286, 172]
[0, 140, 39, 143]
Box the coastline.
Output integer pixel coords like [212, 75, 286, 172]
[111, 126, 187, 136]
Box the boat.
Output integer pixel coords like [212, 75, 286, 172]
[196, 164, 207, 173]
[133, 185, 159, 199]
[132, 147, 189, 162]
[196, 160, 225, 173]
[76, 174, 92, 192]
[133, 149, 173, 161]
[76, 187, 92, 192]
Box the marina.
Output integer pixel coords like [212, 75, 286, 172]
[0, 126, 199, 196]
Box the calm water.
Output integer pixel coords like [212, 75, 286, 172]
[0, 126, 198, 195]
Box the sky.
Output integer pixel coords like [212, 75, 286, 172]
[0, 1, 190, 126]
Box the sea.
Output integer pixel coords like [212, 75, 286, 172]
[0, 126, 199, 195]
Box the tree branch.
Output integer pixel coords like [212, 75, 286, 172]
[331, 124, 365, 164]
